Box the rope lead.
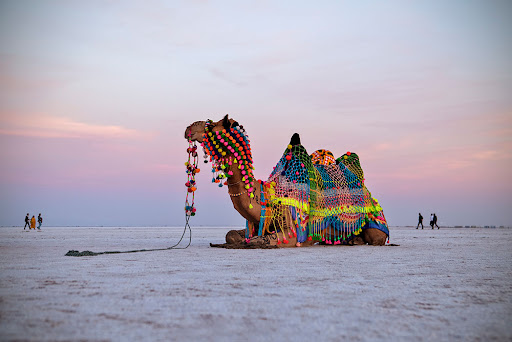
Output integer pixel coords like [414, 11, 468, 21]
[65, 215, 192, 257]
[66, 136, 199, 257]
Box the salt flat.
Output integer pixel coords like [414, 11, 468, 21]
[0, 226, 511, 342]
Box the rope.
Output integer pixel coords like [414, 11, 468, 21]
[65, 214, 192, 257]
[66, 132, 199, 257]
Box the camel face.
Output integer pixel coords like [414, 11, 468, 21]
[184, 121, 206, 142]
[185, 115, 237, 142]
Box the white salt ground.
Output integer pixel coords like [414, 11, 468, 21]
[0, 226, 511, 342]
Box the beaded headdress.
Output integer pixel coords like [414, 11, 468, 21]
[201, 120, 257, 204]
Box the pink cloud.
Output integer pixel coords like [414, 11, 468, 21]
[0, 114, 153, 140]
[474, 150, 503, 161]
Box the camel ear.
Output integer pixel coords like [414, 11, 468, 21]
[290, 133, 301, 146]
[222, 114, 230, 130]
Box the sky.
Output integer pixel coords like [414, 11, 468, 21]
[1, 0, 511, 228]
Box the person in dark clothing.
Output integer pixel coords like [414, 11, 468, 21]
[24, 213, 30, 230]
[37, 213, 43, 230]
[416, 213, 424, 229]
[433, 213, 440, 229]
[430, 213, 434, 229]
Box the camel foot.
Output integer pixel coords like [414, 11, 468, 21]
[349, 236, 366, 245]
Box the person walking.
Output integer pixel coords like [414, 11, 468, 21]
[37, 213, 43, 230]
[416, 213, 424, 229]
[433, 213, 440, 229]
[430, 213, 434, 229]
[30, 215, 36, 229]
[24, 213, 30, 230]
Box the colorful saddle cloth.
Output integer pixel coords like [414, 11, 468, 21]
[254, 144, 388, 244]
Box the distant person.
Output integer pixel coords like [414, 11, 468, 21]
[430, 213, 434, 229]
[30, 215, 36, 229]
[433, 213, 439, 229]
[24, 213, 30, 230]
[416, 213, 424, 229]
[37, 213, 43, 230]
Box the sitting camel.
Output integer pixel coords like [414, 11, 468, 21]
[185, 115, 388, 248]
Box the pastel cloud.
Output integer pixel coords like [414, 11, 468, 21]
[0, 114, 153, 140]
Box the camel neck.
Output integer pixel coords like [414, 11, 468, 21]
[223, 161, 261, 223]
[226, 162, 248, 197]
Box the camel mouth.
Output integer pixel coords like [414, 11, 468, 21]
[185, 121, 206, 142]
[184, 125, 194, 140]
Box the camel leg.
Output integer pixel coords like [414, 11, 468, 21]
[225, 221, 261, 244]
[248, 230, 298, 248]
[350, 236, 366, 245]
[225, 229, 245, 244]
[362, 228, 387, 246]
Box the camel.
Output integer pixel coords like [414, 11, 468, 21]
[185, 115, 388, 248]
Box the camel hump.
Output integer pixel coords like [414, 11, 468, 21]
[289, 133, 301, 146]
[336, 152, 364, 181]
[311, 149, 336, 165]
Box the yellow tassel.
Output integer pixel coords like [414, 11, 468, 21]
[249, 204, 253, 209]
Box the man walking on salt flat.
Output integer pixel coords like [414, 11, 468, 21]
[416, 213, 424, 229]
[24, 213, 30, 230]
[433, 213, 440, 229]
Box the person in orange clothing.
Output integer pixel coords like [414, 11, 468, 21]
[30, 215, 36, 229]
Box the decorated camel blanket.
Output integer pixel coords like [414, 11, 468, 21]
[258, 144, 388, 245]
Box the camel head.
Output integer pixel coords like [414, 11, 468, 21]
[184, 121, 206, 142]
[185, 114, 255, 195]
[184, 115, 239, 143]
